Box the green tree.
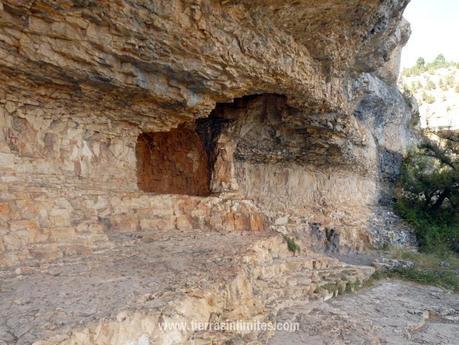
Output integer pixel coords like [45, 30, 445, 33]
[433, 54, 447, 68]
[416, 57, 426, 68]
[396, 132, 459, 253]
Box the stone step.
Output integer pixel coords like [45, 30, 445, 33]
[193, 251, 375, 344]
[254, 268, 371, 304]
[252, 257, 346, 281]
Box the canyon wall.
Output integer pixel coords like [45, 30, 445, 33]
[0, 0, 417, 267]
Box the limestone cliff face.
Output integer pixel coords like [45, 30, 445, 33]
[0, 0, 416, 267]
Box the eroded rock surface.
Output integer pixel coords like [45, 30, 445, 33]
[0, 230, 374, 345]
[0, 1, 427, 344]
[269, 281, 459, 345]
[0, 0, 417, 266]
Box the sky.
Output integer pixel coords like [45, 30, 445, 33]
[401, 0, 459, 69]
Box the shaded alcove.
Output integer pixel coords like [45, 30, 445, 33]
[135, 94, 296, 196]
[136, 125, 211, 196]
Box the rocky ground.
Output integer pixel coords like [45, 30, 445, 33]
[0, 230, 268, 345]
[0, 228, 457, 345]
[270, 281, 459, 345]
[0, 229, 374, 345]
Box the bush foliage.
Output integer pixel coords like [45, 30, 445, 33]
[395, 131, 459, 254]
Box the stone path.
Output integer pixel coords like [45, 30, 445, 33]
[269, 280, 459, 345]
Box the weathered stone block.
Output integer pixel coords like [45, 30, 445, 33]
[175, 214, 194, 231]
[110, 215, 139, 233]
[16, 199, 40, 220]
[50, 227, 77, 242]
[3, 230, 28, 250]
[139, 217, 175, 232]
[48, 208, 72, 227]
[9, 219, 48, 243]
[250, 213, 265, 232]
[0, 202, 10, 221]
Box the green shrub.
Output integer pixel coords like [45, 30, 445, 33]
[395, 200, 458, 254]
[445, 73, 455, 87]
[410, 81, 421, 92]
[283, 235, 300, 255]
[421, 91, 435, 104]
[426, 79, 436, 90]
[439, 78, 448, 91]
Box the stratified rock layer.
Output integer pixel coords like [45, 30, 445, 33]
[0, 0, 416, 266]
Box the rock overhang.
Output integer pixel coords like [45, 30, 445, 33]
[0, 0, 417, 267]
[0, 0, 411, 127]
